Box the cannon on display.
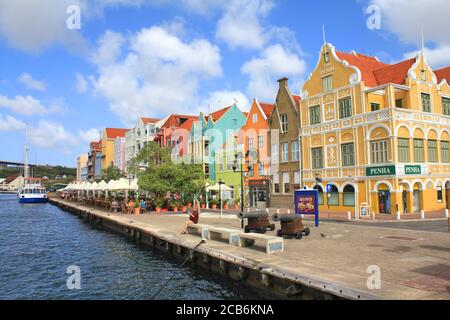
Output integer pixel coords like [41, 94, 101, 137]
[237, 211, 276, 234]
[272, 213, 310, 239]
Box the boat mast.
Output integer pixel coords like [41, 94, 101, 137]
[24, 127, 30, 180]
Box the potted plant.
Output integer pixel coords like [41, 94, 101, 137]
[181, 199, 188, 213]
[210, 198, 218, 210]
[155, 197, 164, 214]
[201, 199, 206, 209]
[134, 197, 140, 215]
[172, 200, 179, 212]
[234, 198, 240, 209]
[223, 199, 229, 210]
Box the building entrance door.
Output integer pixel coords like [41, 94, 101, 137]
[378, 190, 391, 214]
[413, 190, 420, 212]
[252, 189, 267, 208]
[402, 190, 408, 213]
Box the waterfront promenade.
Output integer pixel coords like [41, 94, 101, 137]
[51, 198, 450, 300]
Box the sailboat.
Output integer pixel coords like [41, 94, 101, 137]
[17, 128, 48, 203]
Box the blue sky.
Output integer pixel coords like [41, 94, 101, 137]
[0, 0, 448, 167]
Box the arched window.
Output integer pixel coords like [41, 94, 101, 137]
[343, 185, 355, 206]
[313, 185, 324, 205]
[327, 185, 339, 206]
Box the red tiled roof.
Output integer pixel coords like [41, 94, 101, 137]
[105, 128, 128, 139]
[208, 106, 231, 122]
[259, 102, 274, 118]
[177, 117, 198, 131]
[141, 117, 159, 124]
[292, 95, 301, 103]
[373, 58, 416, 86]
[434, 66, 450, 83]
[336, 51, 388, 87]
[161, 114, 197, 128]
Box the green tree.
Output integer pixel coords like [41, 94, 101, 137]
[98, 164, 125, 182]
[127, 141, 171, 176]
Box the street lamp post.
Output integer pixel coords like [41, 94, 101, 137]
[218, 179, 225, 219]
[233, 152, 245, 229]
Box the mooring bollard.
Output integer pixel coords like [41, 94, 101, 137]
[287, 209, 290, 214]
[396, 211, 401, 220]
[420, 210, 425, 219]
[445, 209, 449, 218]
[347, 211, 351, 221]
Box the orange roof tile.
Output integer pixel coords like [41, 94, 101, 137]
[259, 102, 274, 118]
[373, 58, 416, 86]
[161, 114, 197, 128]
[177, 117, 198, 131]
[105, 128, 129, 139]
[336, 51, 388, 87]
[208, 106, 231, 122]
[141, 117, 160, 124]
[434, 66, 450, 84]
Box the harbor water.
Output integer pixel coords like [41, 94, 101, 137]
[0, 194, 256, 300]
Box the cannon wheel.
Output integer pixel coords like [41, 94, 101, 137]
[276, 230, 282, 237]
[269, 223, 275, 231]
[296, 231, 303, 239]
[304, 227, 310, 236]
[258, 227, 267, 234]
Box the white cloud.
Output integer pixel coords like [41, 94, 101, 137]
[370, 0, 450, 67]
[0, 114, 26, 131]
[77, 128, 101, 142]
[28, 120, 99, 153]
[0, 94, 67, 116]
[17, 73, 46, 91]
[30, 120, 76, 151]
[241, 44, 307, 100]
[403, 45, 450, 69]
[75, 73, 88, 94]
[215, 0, 274, 50]
[90, 30, 125, 66]
[0, 0, 85, 52]
[200, 90, 251, 114]
[91, 25, 222, 125]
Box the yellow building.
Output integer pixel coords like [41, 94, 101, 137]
[299, 43, 450, 216]
[101, 128, 129, 170]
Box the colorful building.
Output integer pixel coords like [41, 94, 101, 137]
[189, 104, 247, 185]
[125, 117, 164, 170]
[298, 43, 450, 216]
[87, 140, 101, 180]
[101, 128, 129, 170]
[241, 98, 274, 208]
[76, 154, 88, 181]
[268, 78, 302, 208]
[114, 137, 126, 172]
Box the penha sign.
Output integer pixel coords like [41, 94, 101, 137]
[366, 165, 396, 177]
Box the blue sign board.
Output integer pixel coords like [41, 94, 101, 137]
[294, 189, 319, 227]
[326, 184, 333, 193]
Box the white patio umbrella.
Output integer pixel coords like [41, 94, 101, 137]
[109, 178, 132, 191]
[89, 182, 99, 197]
[206, 183, 233, 192]
[130, 178, 139, 191]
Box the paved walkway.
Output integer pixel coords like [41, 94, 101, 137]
[56, 199, 450, 300]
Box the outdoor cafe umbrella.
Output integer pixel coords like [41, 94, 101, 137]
[109, 178, 133, 191]
[130, 178, 139, 191]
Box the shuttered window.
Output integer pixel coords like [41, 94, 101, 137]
[413, 139, 424, 162]
[311, 147, 323, 169]
[421, 93, 431, 112]
[397, 138, 410, 162]
[339, 98, 352, 119]
[443, 97, 450, 116]
[341, 143, 355, 166]
[310, 105, 321, 124]
[428, 140, 437, 162]
[441, 141, 449, 163]
[370, 140, 389, 164]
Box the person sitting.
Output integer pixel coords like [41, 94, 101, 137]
[181, 200, 200, 234]
[140, 199, 146, 214]
[111, 199, 119, 212]
[127, 198, 134, 214]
